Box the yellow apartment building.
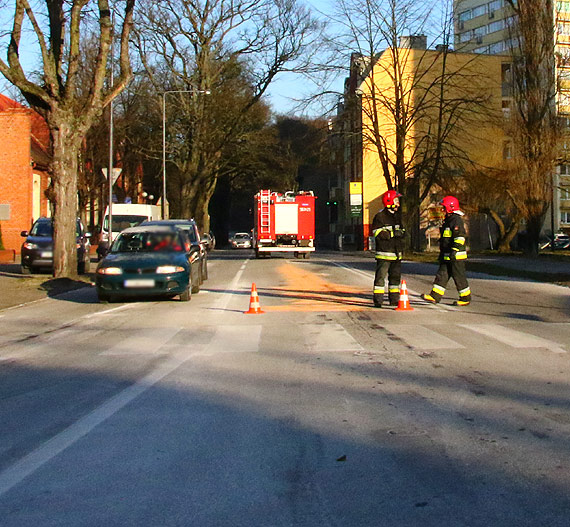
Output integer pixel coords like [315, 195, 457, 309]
[335, 41, 512, 250]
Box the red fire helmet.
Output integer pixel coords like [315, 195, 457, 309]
[382, 190, 402, 208]
[440, 195, 460, 214]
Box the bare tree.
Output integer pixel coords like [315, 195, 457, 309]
[0, 0, 135, 277]
[327, 0, 494, 249]
[503, 0, 560, 255]
[134, 0, 322, 231]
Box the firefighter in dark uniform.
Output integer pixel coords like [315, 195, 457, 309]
[422, 195, 472, 306]
[372, 190, 405, 308]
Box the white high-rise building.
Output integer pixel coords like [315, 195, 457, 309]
[454, 0, 570, 235]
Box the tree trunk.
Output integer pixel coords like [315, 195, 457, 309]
[51, 123, 81, 278]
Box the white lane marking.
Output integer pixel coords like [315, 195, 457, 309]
[84, 303, 140, 318]
[303, 323, 363, 352]
[0, 327, 205, 497]
[213, 258, 250, 312]
[100, 327, 181, 356]
[205, 325, 262, 354]
[460, 324, 567, 354]
[384, 324, 465, 350]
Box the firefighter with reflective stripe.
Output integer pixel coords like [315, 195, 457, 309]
[422, 195, 472, 306]
[371, 190, 405, 307]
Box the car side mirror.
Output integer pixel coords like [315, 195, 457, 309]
[20, 231, 29, 237]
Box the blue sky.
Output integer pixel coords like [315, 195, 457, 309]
[0, 0, 339, 116]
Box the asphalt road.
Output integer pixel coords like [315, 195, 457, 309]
[0, 250, 569, 526]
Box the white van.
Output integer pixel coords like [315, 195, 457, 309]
[97, 204, 162, 258]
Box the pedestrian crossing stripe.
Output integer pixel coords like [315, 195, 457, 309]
[459, 324, 567, 354]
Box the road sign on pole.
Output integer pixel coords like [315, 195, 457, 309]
[102, 168, 122, 185]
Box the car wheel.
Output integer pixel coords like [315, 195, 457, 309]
[97, 290, 111, 303]
[180, 279, 191, 302]
[21, 265, 31, 275]
[191, 266, 201, 294]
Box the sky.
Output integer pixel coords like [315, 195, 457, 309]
[0, 0, 341, 118]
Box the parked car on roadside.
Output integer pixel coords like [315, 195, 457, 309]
[230, 232, 252, 249]
[95, 225, 202, 302]
[202, 231, 216, 252]
[539, 232, 570, 250]
[20, 217, 91, 274]
[552, 233, 570, 250]
[141, 219, 208, 281]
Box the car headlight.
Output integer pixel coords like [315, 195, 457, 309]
[156, 265, 185, 274]
[97, 267, 123, 275]
[23, 242, 39, 250]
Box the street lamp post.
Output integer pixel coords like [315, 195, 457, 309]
[161, 88, 211, 220]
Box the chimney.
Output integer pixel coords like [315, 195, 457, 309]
[399, 35, 427, 50]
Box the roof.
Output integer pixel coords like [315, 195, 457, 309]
[121, 225, 180, 234]
[0, 93, 51, 163]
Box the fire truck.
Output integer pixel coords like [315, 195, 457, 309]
[253, 189, 316, 258]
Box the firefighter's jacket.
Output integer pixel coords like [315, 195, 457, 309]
[440, 211, 467, 261]
[372, 208, 404, 260]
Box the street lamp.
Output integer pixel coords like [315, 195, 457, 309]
[161, 88, 211, 219]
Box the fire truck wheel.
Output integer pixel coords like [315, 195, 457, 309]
[293, 251, 299, 258]
[303, 252, 310, 259]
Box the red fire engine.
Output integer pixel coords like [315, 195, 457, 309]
[253, 190, 316, 258]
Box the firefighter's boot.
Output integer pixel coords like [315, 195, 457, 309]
[373, 293, 383, 308]
[422, 293, 437, 304]
[388, 284, 400, 306]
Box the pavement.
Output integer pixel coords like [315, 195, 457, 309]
[0, 250, 568, 312]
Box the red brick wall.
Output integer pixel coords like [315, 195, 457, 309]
[0, 109, 33, 252]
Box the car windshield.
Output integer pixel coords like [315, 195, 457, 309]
[30, 220, 82, 237]
[104, 215, 148, 232]
[30, 221, 53, 237]
[235, 234, 249, 240]
[111, 231, 184, 253]
[174, 225, 198, 243]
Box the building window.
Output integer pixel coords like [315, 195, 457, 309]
[560, 186, 570, 199]
[557, 1, 570, 13]
[488, 0, 503, 11]
[474, 26, 487, 38]
[472, 5, 487, 17]
[561, 211, 570, 223]
[473, 45, 490, 53]
[488, 20, 504, 33]
[460, 31, 472, 43]
[459, 10, 472, 23]
[489, 41, 504, 54]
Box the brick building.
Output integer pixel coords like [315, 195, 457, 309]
[0, 94, 51, 254]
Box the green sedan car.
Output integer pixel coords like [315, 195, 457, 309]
[95, 225, 202, 302]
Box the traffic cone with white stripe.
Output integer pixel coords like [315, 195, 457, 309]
[395, 280, 414, 311]
[245, 283, 265, 314]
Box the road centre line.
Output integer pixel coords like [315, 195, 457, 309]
[0, 328, 199, 498]
[213, 258, 249, 312]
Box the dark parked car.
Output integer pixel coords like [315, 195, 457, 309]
[141, 219, 208, 281]
[95, 225, 202, 302]
[20, 217, 91, 274]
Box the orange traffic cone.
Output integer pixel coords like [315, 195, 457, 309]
[245, 283, 265, 314]
[395, 280, 414, 311]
